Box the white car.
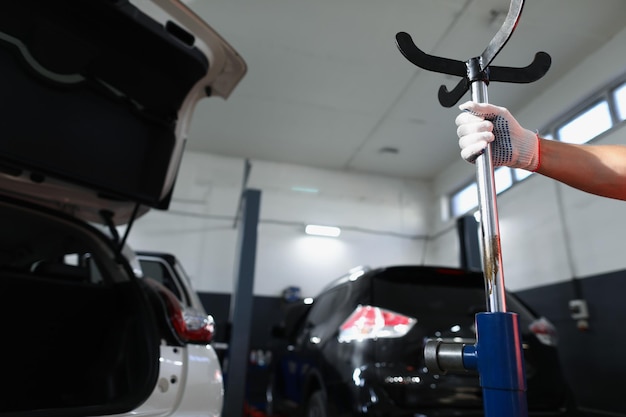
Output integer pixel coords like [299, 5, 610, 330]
[132, 250, 225, 417]
[0, 0, 245, 416]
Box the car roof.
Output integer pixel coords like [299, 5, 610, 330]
[320, 265, 484, 294]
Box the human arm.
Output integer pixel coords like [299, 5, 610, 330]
[456, 101, 626, 201]
[537, 139, 626, 200]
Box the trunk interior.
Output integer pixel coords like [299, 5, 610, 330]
[0, 198, 161, 416]
[0, 275, 159, 414]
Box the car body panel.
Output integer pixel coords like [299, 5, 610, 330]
[177, 344, 224, 417]
[116, 344, 223, 417]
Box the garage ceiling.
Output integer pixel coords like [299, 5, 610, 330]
[182, 0, 626, 180]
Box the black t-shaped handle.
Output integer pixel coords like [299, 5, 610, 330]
[395, 0, 551, 107]
[395, 32, 551, 107]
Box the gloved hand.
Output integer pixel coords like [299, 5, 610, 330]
[455, 101, 540, 171]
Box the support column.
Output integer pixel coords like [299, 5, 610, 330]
[223, 188, 261, 417]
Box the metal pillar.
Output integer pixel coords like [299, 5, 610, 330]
[223, 188, 261, 417]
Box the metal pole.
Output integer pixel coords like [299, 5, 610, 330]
[470, 78, 507, 313]
[223, 188, 261, 417]
[467, 58, 527, 417]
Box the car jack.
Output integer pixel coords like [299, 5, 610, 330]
[395, 1, 551, 416]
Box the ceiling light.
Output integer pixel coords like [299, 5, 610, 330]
[305, 224, 341, 237]
[291, 186, 319, 193]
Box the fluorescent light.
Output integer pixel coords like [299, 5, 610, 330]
[305, 224, 341, 237]
[291, 186, 319, 193]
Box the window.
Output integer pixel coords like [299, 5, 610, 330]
[305, 285, 351, 342]
[451, 182, 478, 217]
[557, 101, 612, 144]
[139, 258, 183, 301]
[614, 84, 626, 121]
[448, 75, 626, 219]
[513, 168, 532, 182]
[495, 167, 513, 194]
[449, 167, 517, 217]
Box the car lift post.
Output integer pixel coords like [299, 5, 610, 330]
[223, 188, 261, 417]
[395, 1, 551, 416]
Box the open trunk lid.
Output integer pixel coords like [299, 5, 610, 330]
[0, 0, 246, 225]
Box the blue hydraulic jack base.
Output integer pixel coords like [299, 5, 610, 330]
[425, 312, 528, 417]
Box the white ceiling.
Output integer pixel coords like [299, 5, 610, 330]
[183, 0, 626, 181]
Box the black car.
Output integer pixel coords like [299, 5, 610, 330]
[266, 265, 574, 417]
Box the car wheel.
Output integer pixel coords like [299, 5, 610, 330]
[305, 390, 328, 417]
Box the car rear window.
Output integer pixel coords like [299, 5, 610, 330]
[370, 267, 535, 330]
[373, 276, 486, 317]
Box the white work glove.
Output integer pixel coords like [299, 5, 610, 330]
[455, 101, 540, 171]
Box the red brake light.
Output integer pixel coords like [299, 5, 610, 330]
[529, 317, 557, 346]
[145, 279, 214, 344]
[338, 305, 416, 343]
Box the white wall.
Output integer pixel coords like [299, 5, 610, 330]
[129, 26, 626, 298]
[127, 153, 433, 297]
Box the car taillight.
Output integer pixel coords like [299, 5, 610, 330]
[529, 316, 557, 346]
[338, 305, 416, 343]
[145, 279, 214, 344]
